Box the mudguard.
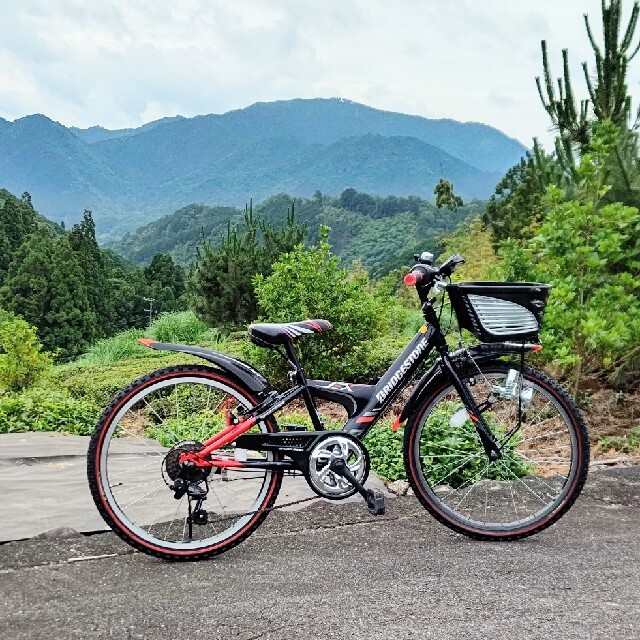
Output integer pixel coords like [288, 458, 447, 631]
[137, 339, 269, 395]
[392, 342, 542, 430]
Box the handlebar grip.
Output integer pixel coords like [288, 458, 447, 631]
[404, 270, 424, 287]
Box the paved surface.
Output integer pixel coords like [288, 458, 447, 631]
[0, 433, 391, 542]
[1, 466, 639, 639]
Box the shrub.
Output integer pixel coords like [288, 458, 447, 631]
[498, 123, 640, 393]
[0, 310, 53, 391]
[76, 328, 149, 365]
[363, 403, 531, 486]
[250, 230, 411, 383]
[0, 388, 99, 434]
[599, 427, 640, 454]
[364, 421, 407, 481]
[148, 311, 209, 344]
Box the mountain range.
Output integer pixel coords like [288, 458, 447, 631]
[0, 98, 527, 240]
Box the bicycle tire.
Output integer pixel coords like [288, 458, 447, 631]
[87, 365, 282, 561]
[404, 361, 589, 540]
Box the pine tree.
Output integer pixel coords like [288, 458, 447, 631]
[0, 231, 95, 358]
[535, 0, 640, 196]
[190, 201, 306, 329]
[68, 210, 113, 337]
[0, 230, 54, 329]
[143, 253, 186, 314]
[0, 190, 37, 285]
[44, 235, 95, 358]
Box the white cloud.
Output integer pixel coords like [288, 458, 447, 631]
[1, 0, 638, 147]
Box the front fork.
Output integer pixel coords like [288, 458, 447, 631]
[439, 352, 503, 462]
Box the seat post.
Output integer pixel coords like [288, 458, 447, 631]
[284, 342, 324, 431]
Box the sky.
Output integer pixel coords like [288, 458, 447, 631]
[1, 0, 639, 148]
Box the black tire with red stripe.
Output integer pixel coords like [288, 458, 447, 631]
[87, 365, 282, 561]
[403, 361, 590, 540]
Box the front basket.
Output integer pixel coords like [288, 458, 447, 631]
[447, 282, 551, 343]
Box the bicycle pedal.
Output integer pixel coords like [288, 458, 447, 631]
[366, 490, 385, 516]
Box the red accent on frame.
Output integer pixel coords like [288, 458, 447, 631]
[356, 415, 376, 424]
[468, 413, 480, 423]
[179, 452, 245, 469]
[197, 416, 257, 457]
[94, 370, 280, 557]
[137, 338, 157, 348]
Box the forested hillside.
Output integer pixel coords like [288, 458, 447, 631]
[112, 190, 483, 274]
[0, 190, 186, 359]
[0, 99, 522, 238]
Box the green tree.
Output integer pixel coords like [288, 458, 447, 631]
[502, 123, 640, 394]
[0, 189, 37, 286]
[251, 228, 401, 381]
[439, 218, 498, 281]
[0, 231, 53, 328]
[483, 143, 568, 244]
[536, 0, 640, 200]
[68, 210, 113, 337]
[143, 253, 186, 315]
[43, 236, 96, 358]
[0, 231, 95, 359]
[0, 309, 52, 391]
[434, 179, 464, 211]
[190, 202, 306, 329]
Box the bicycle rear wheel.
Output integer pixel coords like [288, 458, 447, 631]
[404, 361, 589, 540]
[87, 365, 281, 560]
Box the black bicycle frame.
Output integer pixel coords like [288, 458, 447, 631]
[238, 293, 510, 464]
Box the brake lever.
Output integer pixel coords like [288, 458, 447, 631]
[432, 277, 448, 296]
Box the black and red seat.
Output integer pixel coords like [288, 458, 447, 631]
[248, 319, 332, 348]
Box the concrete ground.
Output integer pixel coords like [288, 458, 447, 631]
[1, 467, 639, 640]
[0, 433, 391, 542]
[0, 430, 639, 639]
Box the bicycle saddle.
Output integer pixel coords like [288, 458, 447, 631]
[248, 319, 332, 347]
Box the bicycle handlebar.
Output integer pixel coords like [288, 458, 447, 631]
[403, 253, 465, 288]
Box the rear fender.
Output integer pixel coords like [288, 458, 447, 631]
[392, 342, 542, 430]
[137, 339, 269, 395]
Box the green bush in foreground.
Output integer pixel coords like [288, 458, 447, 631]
[0, 388, 98, 434]
[76, 311, 225, 366]
[251, 230, 412, 383]
[0, 310, 53, 391]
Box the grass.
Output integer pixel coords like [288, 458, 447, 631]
[76, 311, 228, 367]
[598, 427, 640, 455]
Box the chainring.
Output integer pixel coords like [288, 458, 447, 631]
[306, 432, 370, 499]
[163, 441, 212, 483]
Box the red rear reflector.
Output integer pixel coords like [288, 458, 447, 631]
[404, 273, 418, 286]
[532, 345, 543, 352]
[391, 416, 404, 431]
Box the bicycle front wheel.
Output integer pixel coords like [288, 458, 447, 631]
[404, 361, 589, 540]
[87, 365, 281, 560]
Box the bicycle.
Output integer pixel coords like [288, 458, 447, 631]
[87, 252, 589, 560]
